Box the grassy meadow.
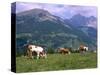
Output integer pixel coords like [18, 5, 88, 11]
[16, 53, 97, 73]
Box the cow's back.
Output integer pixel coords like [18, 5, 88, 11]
[36, 46, 43, 52]
[28, 45, 43, 52]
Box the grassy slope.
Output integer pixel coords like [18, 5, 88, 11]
[16, 53, 97, 73]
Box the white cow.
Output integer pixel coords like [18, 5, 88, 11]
[27, 45, 47, 59]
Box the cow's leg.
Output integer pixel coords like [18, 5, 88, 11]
[42, 53, 47, 59]
[41, 51, 47, 59]
[68, 51, 71, 54]
[27, 49, 30, 58]
[29, 50, 33, 59]
[44, 53, 47, 59]
[27, 49, 32, 59]
[37, 52, 40, 59]
[32, 51, 37, 59]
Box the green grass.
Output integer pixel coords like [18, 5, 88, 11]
[16, 53, 97, 73]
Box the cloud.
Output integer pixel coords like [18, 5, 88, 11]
[67, 5, 97, 17]
[14, 2, 97, 28]
[16, 2, 97, 19]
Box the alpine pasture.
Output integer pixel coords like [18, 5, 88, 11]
[16, 52, 97, 73]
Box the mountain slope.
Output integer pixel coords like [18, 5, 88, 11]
[15, 9, 97, 52]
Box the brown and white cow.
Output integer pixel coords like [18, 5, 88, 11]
[78, 45, 88, 54]
[27, 45, 47, 59]
[58, 48, 71, 55]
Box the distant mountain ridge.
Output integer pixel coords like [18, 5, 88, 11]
[14, 8, 97, 52]
[64, 14, 97, 28]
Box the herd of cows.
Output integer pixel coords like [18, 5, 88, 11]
[26, 44, 89, 59]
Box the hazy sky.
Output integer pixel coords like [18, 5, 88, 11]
[15, 2, 97, 19]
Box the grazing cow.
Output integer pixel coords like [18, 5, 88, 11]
[27, 45, 47, 59]
[58, 48, 71, 55]
[78, 45, 88, 54]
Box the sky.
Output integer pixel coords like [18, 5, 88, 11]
[15, 2, 97, 19]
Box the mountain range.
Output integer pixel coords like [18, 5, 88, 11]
[13, 8, 97, 52]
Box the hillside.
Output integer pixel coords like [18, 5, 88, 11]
[14, 8, 97, 53]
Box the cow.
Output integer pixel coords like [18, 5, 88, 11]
[78, 45, 88, 54]
[58, 48, 71, 55]
[27, 45, 47, 59]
